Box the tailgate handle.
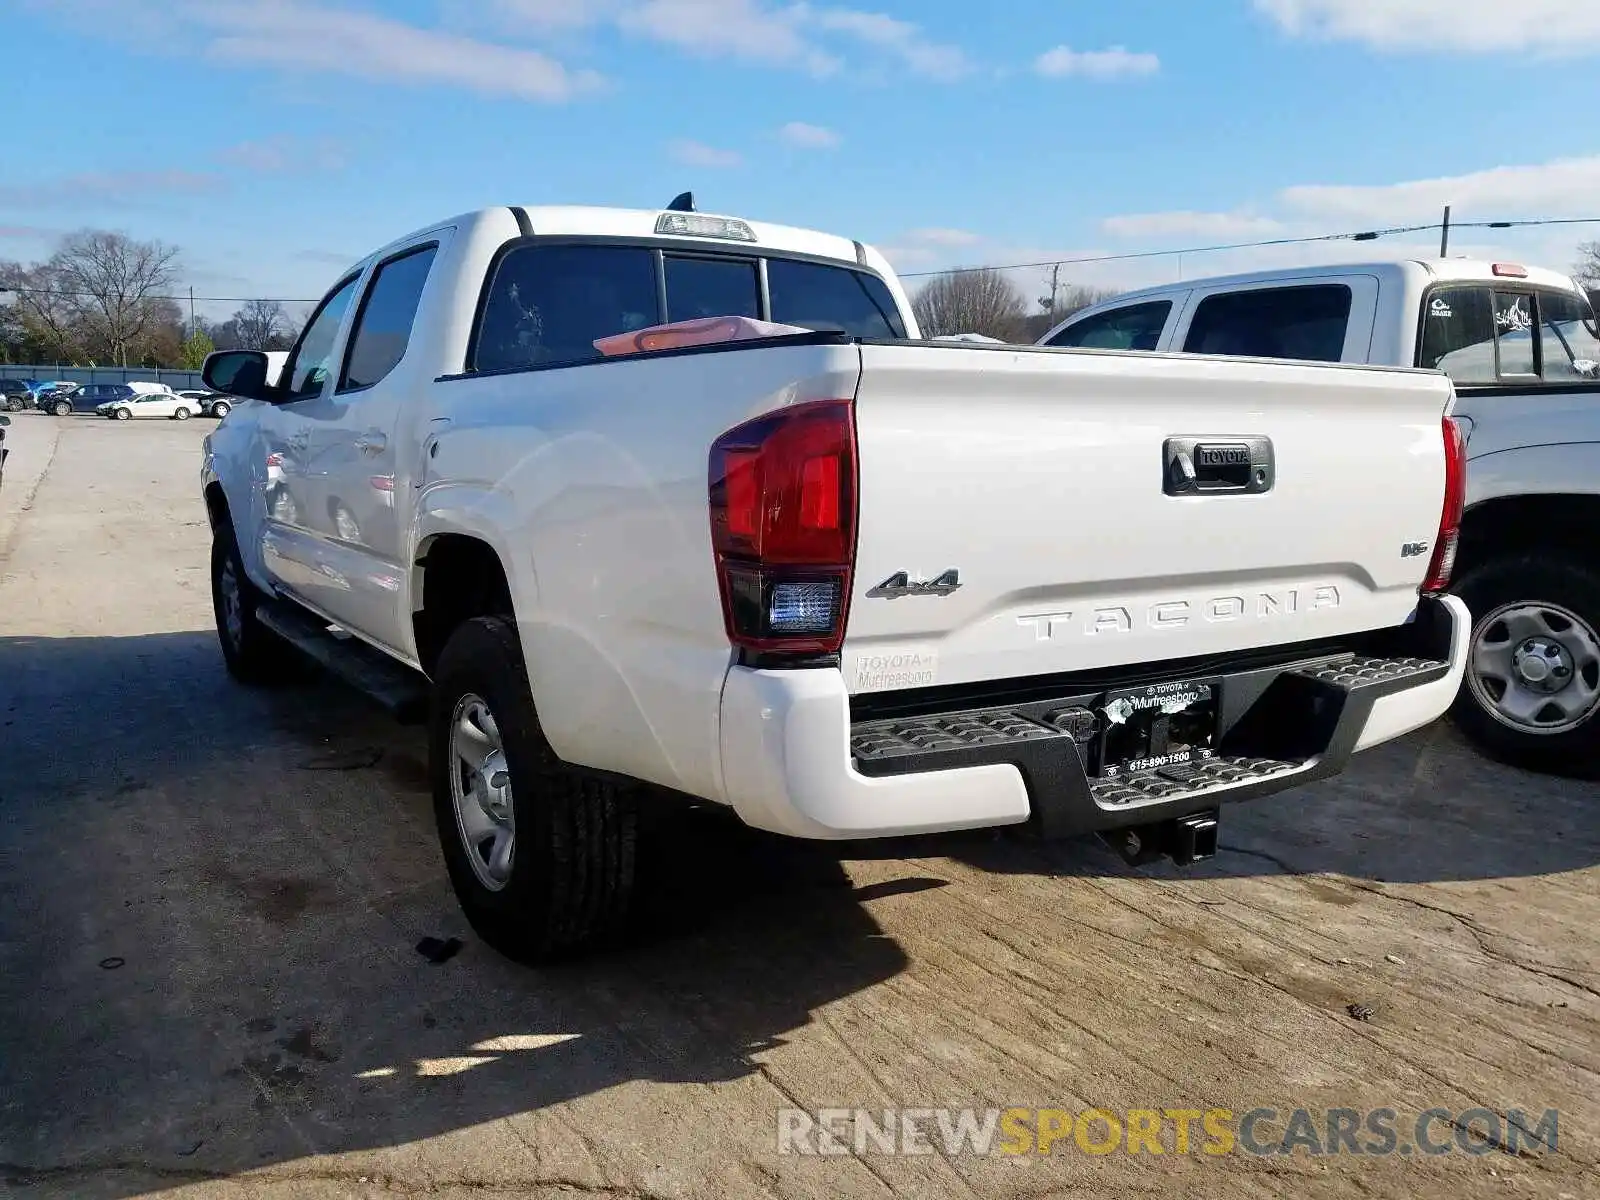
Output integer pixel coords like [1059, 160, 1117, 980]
[1164, 436, 1273, 496]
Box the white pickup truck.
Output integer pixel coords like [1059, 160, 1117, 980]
[200, 200, 1469, 960]
[1039, 259, 1600, 770]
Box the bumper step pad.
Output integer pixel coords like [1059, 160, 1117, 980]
[849, 650, 1448, 832]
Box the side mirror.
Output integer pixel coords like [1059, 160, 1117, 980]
[202, 350, 287, 402]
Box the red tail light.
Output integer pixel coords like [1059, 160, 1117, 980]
[709, 399, 857, 657]
[1423, 416, 1466, 593]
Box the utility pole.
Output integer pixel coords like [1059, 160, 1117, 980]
[189, 286, 196, 339]
[1440, 205, 1452, 257]
[1046, 262, 1062, 313]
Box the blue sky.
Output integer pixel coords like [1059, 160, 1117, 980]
[3, 0, 1599, 319]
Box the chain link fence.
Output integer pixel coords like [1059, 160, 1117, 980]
[0, 364, 206, 390]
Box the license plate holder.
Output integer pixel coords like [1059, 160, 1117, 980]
[1095, 677, 1221, 779]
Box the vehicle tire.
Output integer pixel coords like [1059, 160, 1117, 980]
[53, 400, 73, 417]
[211, 400, 231, 418]
[1450, 553, 1600, 772]
[174, 406, 191, 421]
[113, 407, 130, 420]
[210, 520, 297, 685]
[4, 397, 21, 412]
[430, 615, 638, 963]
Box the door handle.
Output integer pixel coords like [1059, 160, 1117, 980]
[355, 432, 387, 456]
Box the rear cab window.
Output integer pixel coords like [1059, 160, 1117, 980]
[470, 239, 907, 373]
[1418, 284, 1600, 385]
[1182, 285, 1354, 361]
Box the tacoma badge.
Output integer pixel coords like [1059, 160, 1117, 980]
[867, 569, 962, 599]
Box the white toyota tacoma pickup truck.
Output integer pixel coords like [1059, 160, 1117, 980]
[200, 199, 1470, 960]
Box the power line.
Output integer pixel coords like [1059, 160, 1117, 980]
[896, 215, 1600, 278]
[2, 214, 1597, 300]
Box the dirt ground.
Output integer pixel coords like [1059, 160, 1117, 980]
[1, 414, 1596, 1200]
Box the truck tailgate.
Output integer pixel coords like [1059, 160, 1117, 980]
[842, 342, 1454, 694]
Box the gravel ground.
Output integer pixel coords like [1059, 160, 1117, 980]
[1, 415, 1596, 1200]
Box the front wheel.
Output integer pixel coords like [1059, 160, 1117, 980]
[173, 407, 191, 421]
[430, 615, 638, 963]
[1450, 554, 1600, 772]
[210, 522, 298, 685]
[114, 408, 130, 420]
[211, 401, 231, 418]
[4, 397, 21, 412]
[54, 400, 73, 417]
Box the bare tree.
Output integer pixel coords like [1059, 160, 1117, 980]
[0, 260, 86, 362]
[232, 298, 291, 349]
[49, 230, 180, 366]
[1574, 241, 1600, 290]
[911, 268, 1030, 341]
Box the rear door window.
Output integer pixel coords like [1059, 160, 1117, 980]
[1182, 285, 1353, 361]
[663, 255, 760, 323]
[339, 243, 438, 391]
[473, 244, 661, 372]
[766, 259, 906, 337]
[1538, 290, 1600, 381]
[1046, 300, 1172, 350]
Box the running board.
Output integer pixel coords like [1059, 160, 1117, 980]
[255, 600, 429, 724]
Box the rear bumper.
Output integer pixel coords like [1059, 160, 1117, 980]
[720, 594, 1468, 841]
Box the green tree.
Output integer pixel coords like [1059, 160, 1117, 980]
[179, 328, 215, 371]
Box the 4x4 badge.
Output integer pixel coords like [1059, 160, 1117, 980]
[867, 569, 962, 599]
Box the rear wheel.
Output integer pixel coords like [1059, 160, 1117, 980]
[1451, 554, 1600, 771]
[4, 397, 21, 412]
[430, 615, 638, 962]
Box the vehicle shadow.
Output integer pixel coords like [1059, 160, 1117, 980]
[0, 630, 1596, 1193]
[0, 631, 911, 1192]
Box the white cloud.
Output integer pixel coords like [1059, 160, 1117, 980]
[805, 6, 972, 80]
[1254, 0, 1600, 55]
[779, 121, 841, 149]
[906, 228, 984, 246]
[667, 139, 743, 168]
[28, 0, 605, 102]
[1282, 156, 1600, 223]
[0, 169, 222, 208]
[1101, 211, 1286, 239]
[622, 0, 840, 75]
[215, 135, 346, 174]
[200, 1, 604, 102]
[1035, 44, 1159, 80]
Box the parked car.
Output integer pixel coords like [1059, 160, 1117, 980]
[0, 379, 31, 412]
[100, 390, 199, 420]
[1037, 258, 1600, 770]
[198, 200, 1468, 961]
[0, 412, 9, 489]
[175, 389, 235, 418]
[31, 381, 78, 408]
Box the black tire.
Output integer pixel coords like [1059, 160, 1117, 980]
[210, 520, 298, 685]
[211, 401, 231, 418]
[174, 406, 191, 421]
[53, 400, 72, 417]
[430, 615, 638, 963]
[4, 397, 21, 412]
[1450, 553, 1600, 771]
[114, 407, 130, 420]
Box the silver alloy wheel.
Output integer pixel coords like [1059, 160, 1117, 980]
[1468, 600, 1600, 735]
[449, 693, 516, 892]
[219, 553, 244, 649]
